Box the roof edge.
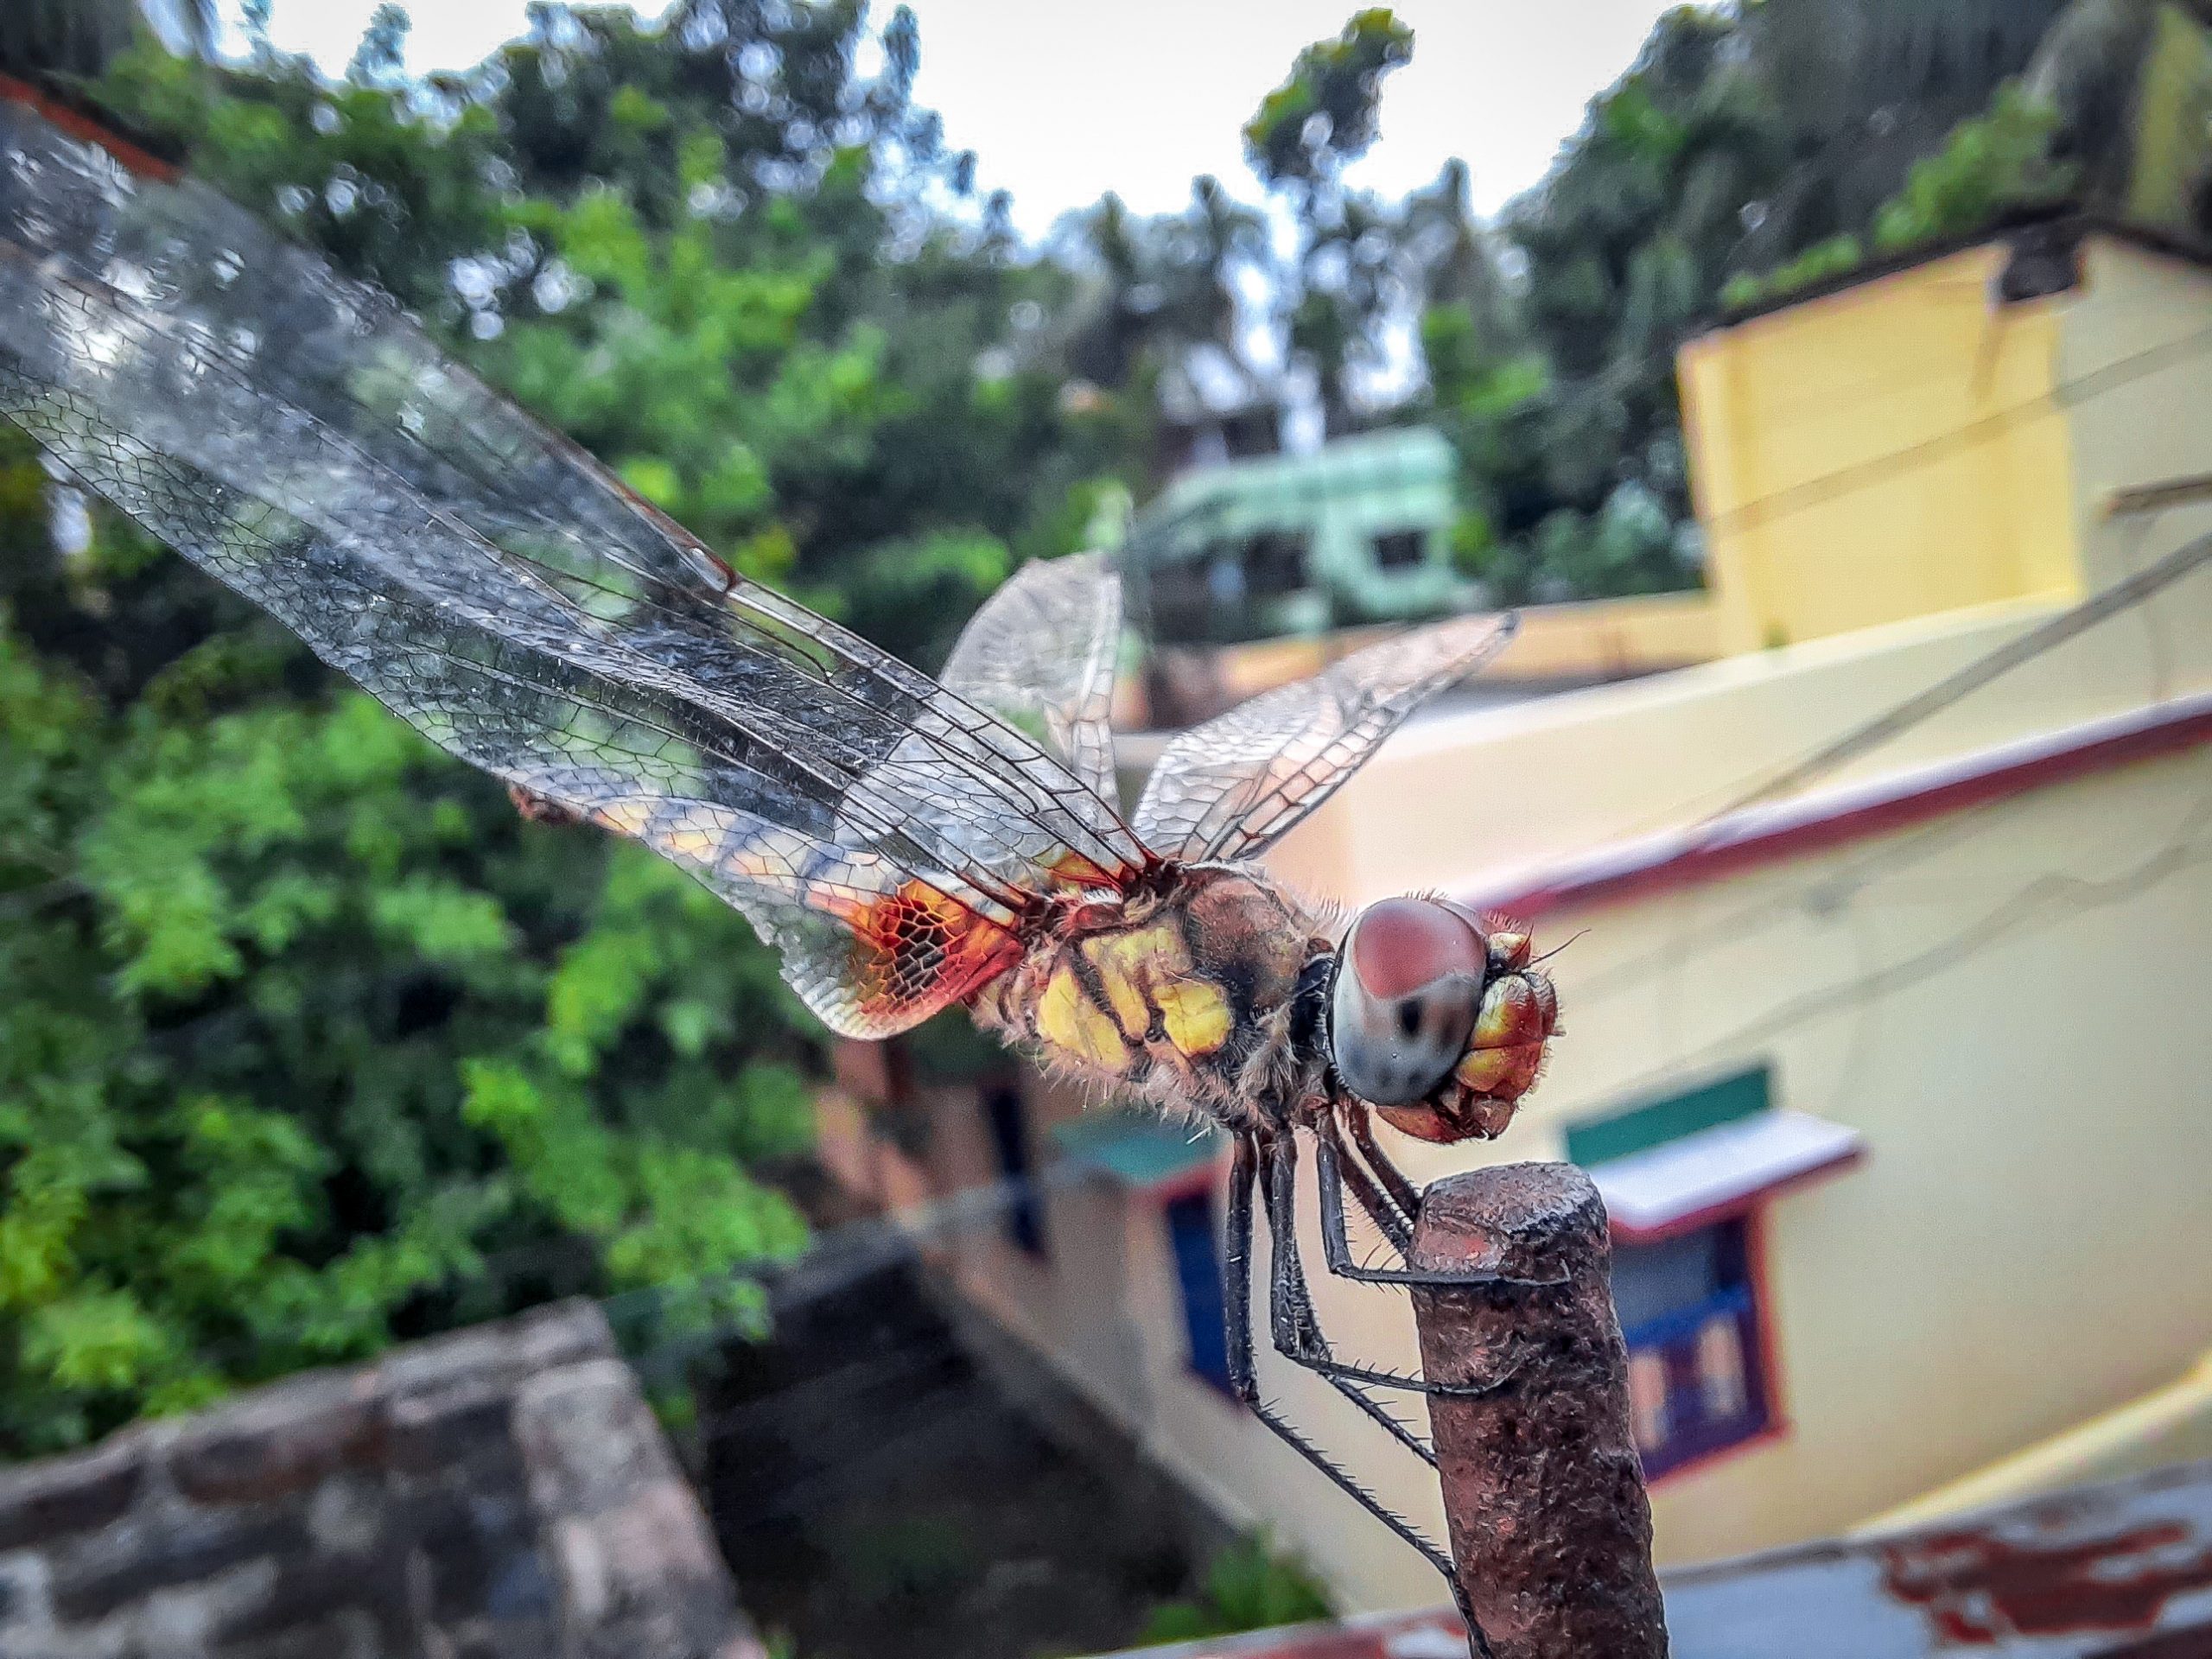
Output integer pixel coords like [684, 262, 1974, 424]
[1698, 207, 2212, 334]
[1466, 691, 2212, 922]
[0, 72, 181, 183]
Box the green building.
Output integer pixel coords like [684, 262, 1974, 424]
[1123, 426, 1476, 645]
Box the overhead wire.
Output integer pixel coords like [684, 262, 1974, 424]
[1599, 349, 2212, 843]
[1630, 790, 2212, 1096]
[1546, 539, 2211, 1033]
[1524, 498, 2210, 1135]
[1703, 526, 2212, 821]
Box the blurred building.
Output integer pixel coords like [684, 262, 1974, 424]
[815, 214, 2212, 1612]
[1125, 425, 1475, 645]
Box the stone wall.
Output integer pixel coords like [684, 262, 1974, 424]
[0, 1300, 762, 1659]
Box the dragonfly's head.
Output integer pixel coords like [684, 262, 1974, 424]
[1328, 897, 1558, 1143]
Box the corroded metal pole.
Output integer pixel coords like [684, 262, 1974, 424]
[1408, 1162, 1669, 1659]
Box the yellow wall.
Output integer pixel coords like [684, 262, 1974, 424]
[1504, 741, 2212, 1566]
[1274, 234, 2212, 912]
[1491, 590, 1718, 680]
[1681, 244, 2081, 655]
[1855, 1348, 2212, 1534]
[2060, 237, 2212, 597]
[923, 717, 2212, 1606]
[922, 1069, 1470, 1610]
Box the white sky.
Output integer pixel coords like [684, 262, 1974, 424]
[233, 1, 1688, 236]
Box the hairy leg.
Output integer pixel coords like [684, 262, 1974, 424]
[1314, 1124, 1563, 1292]
[1264, 1137, 1533, 1398]
[1348, 1105, 1421, 1217]
[1219, 1133, 1465, 1589]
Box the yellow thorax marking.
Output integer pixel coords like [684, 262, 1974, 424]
[1038, 963, 1128, 1069]
[1154, 978, 1231, 1058]
[1081, 924, 1185, 1037]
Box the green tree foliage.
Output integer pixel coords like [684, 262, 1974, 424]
[1246, 10, 1416, 436]
[1243, 8, 1412, 202]
[1722, 84, 2077, 312]
[0, 429, 819, 1452]
[0, 2, 1141, 1452]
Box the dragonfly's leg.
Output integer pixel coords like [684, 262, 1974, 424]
[1232, 1134, 1425, 1454]
[1265, 1138, 1529, 1400]
[1319, 1118, 1569, 1292]
[1319, 1111, 1414, 1260]
[1257, 1142, 1437, 1469]
[1347, 1105, 1422, 1218]
[1223, 1131, 1261, 1402]
[1223, 1134, 1470, 1607]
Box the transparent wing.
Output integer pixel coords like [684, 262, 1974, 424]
[0, 96, 1143, 1034]
[935, 551, 1122, 805]
[1134, 612, 1517, 864]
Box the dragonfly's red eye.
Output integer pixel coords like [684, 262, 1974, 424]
[1330, 898, 1485, 1107]
[1346, 897, 1487, 1001]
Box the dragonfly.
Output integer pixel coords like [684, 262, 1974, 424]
[0, 86, 1560, 1606]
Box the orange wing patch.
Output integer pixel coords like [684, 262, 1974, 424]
[841, 880, 1025, 1025]
[577, 795, 1027, 1038]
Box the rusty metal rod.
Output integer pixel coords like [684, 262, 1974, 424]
[1408, 1162, 1669, 1659]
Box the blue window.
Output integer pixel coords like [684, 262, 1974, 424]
[981, 1084, 1046, 1256]
[1612, 1219, 1772, 1478]
[1164, 1190, 1232, 1393]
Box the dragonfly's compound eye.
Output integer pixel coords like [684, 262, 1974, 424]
[1329, 897, 1486, 1107]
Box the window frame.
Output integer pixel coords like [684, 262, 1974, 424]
[1616, 1208, 1789, 1484]
[1161, 1187, 1236, 1396]
[1369, 525, 1428, 572]
[980, 1082, 1047, 1259]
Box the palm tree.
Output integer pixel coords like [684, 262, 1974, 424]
[1289, 190, 1404, 435]
[1059, 192, 1164, 391]
[1160, 175, 1267, 372]
[1402, 159, 1519, 354]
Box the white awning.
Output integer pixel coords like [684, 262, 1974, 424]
[1588, 1109, 1864, 1243]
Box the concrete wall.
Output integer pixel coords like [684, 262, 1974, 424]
[0, 1302, 759, 1659]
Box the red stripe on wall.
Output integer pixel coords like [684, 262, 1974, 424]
[0, 73, 181, 183]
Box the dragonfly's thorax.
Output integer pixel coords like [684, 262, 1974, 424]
[970, 863, 1336, 1131]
